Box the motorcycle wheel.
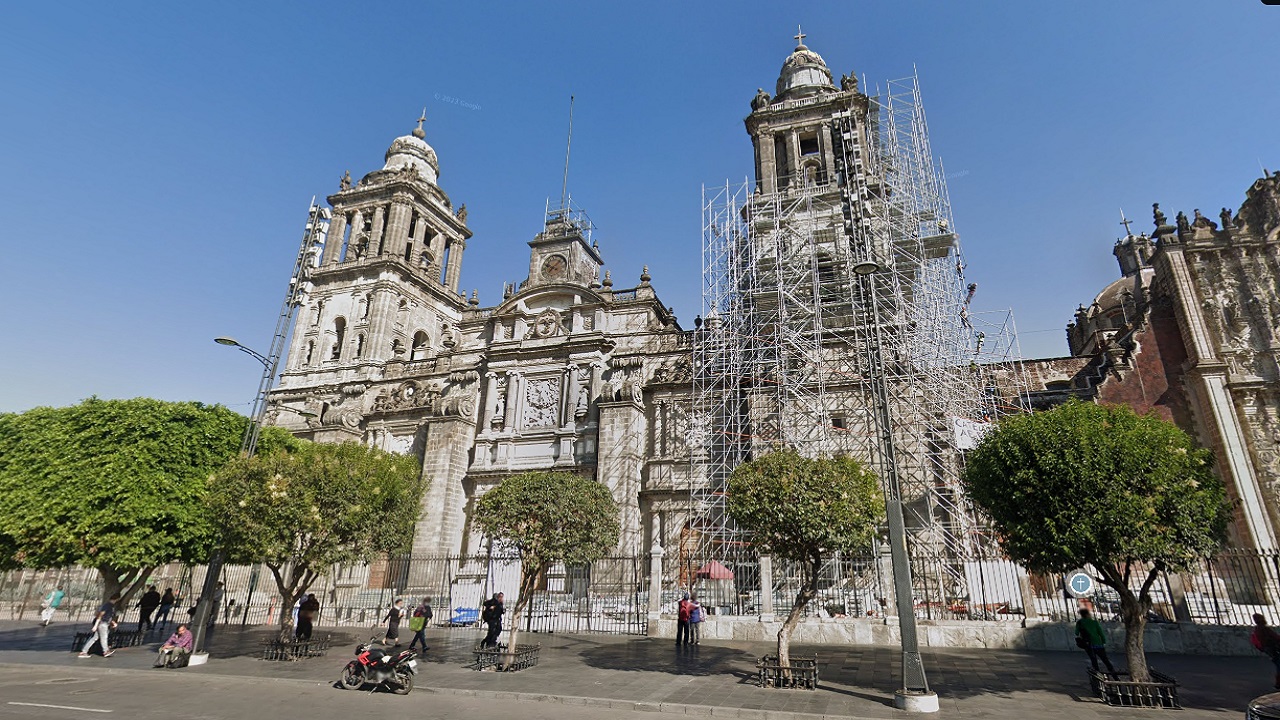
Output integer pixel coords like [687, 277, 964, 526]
[339, 664, 363, 690]
[391, 668, 413, 695]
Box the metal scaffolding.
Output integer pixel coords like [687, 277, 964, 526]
[692, 74, 1029, 593]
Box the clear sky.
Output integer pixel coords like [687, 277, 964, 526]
[2, 1, 1277, 414]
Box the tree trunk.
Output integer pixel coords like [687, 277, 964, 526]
[1119, 591, 1150, 682]
[776, 558, 819, 673]
[267, 561, 317, 642]
[98, 565, 155, 612]
[503, 565, 541, 669]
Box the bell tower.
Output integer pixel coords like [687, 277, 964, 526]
[279, 114, 473, 395]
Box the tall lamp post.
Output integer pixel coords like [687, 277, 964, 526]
[853, 258, 940, 713]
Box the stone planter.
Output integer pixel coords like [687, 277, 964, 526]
[1087, 667, 1180, 708]
[756, 654, 819, 689]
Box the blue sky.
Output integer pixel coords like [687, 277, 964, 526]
[2, 1, 1277, 414]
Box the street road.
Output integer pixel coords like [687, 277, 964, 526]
[0, 666, 650, 720]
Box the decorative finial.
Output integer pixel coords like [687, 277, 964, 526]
[794, 25, 807, 49]
[469, 289, 479, 306]
[413, 108, 426, 139]
[602, 270, 613, 288]
[1119, 209, 1134, 237]
[640, 265, 651, 284]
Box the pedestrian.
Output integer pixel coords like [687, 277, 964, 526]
[296, 593, 319, 641]
[384, 598, 404, 647]
[207, 581, 225, 628]
[480, 592, 505, 648]
[689, 593, 704, 645]
[1075, 608, 1117, 674]
[1251, 614, 1280, 689]
[138, 585, 161, 631]
[78, 593, 120, 658]
[408, 597, 433, 652]
[676, 592, 693, 646]
[39, 584, 66, 627]
[156, 588, 176, 627]
[153, 624, 193, 668]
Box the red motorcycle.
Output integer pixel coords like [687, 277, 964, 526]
[339, 637, 418, 694]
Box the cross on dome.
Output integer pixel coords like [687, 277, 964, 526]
[413, 108, 426, 139]
[794, 25, 807, 49]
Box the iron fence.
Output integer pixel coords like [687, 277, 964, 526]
[8, 548, 1280, 633]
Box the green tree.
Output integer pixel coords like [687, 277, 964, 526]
[474, 471, 620, 664]
[727, 449, 884, 669]
[0, 397, 288, 604]
[961, 400, 1229, 681]
[208, 441, 425, 638]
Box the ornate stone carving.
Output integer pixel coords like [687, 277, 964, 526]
[528, 309, 565, 339]
[523, 377, 560, 427]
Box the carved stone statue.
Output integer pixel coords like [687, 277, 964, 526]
[840, 73, 858, 92]
[575, 389, 589, 418]
[340, 170, 352, 191]
[751, 88, 771, 111]
[1152, 202, 1167, 228]
[1176, 211, 1190, 233]
[1221, 207, 1234, 228]
[491, 393, 505, 427]
[1192, 208, 1217, 230]
[456, 204, 468, 223]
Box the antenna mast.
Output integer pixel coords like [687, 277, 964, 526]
[560, 95, 575, 208]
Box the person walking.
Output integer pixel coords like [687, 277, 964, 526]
[480, 592, 505, 648]
[676, 592, 693, 646]
[39, 585, 66, 627]
[408, 597, 433, 652]
[689, 593, 704, 646]
[78, 593, 120, 658]
[383, 599, 404, 647]
[1075, 608, 1117, 674]
[156, 588, 176, 627]
[153, 624, 193, 668]
[138, 585, 162, 631]
[1251, 614, 1280, 689]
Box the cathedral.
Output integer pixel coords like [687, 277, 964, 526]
[265, 33, 1280, 564]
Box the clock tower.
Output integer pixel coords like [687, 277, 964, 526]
[524, 206, 603, 290]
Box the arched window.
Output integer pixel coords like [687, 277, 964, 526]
[410, 330, 429, 361]
[331, 317, 347, 360]
[355, 333, 365, 358]
[304, 340, 315, 366]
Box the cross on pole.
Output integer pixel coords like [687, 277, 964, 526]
[794, 25, 806, 46]
[417, 108, 426, 132]
[1120, 209, 1134, 237]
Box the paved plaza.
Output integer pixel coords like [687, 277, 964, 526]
[0, 620, 1269, 719]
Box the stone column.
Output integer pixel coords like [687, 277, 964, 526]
[589, 361, 605, 425]
[445, 238, 466, 292]
[322, 211, 346, 266]
[648, 541, 665, 616]
[383, 197, 412, 260]
[411, 211, 429, 264]
[758, 554, 775, 620]
[345, 210, 364, 262]
[1017, 566, 1038, 624]
[366, 288, 398, 361]
[560, 364, 574, 428]
[504, 372, 521, 430]
[482, 371, 498, 430]
[369, 206, 387, 257]
[758, 131, 776, 194]
[428, 231, 446, 275]
[411, 417, 477, 555]
[598, 397, 646, 554]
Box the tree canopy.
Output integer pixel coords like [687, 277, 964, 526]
[207, 441, 425, 635]
[474, 471, 620, 661]
[727, 449, 884, 667]
[0, 397, 292, 601]
[961, 400, 1229, 680]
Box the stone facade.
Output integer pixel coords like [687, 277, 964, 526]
[1023, 175, 1280, 551]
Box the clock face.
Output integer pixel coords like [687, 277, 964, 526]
[541, 254, 567, 280]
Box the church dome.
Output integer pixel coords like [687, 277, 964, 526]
[382, 123, 439, 185]
[1090, 268, 1152, 318]
[775, 40, 836, 100]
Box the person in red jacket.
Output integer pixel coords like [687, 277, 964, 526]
[1251, 614, 1280, 689]
[676, 592, 692, 646]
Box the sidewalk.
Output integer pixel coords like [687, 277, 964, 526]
[0, 619, 1265, 719]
